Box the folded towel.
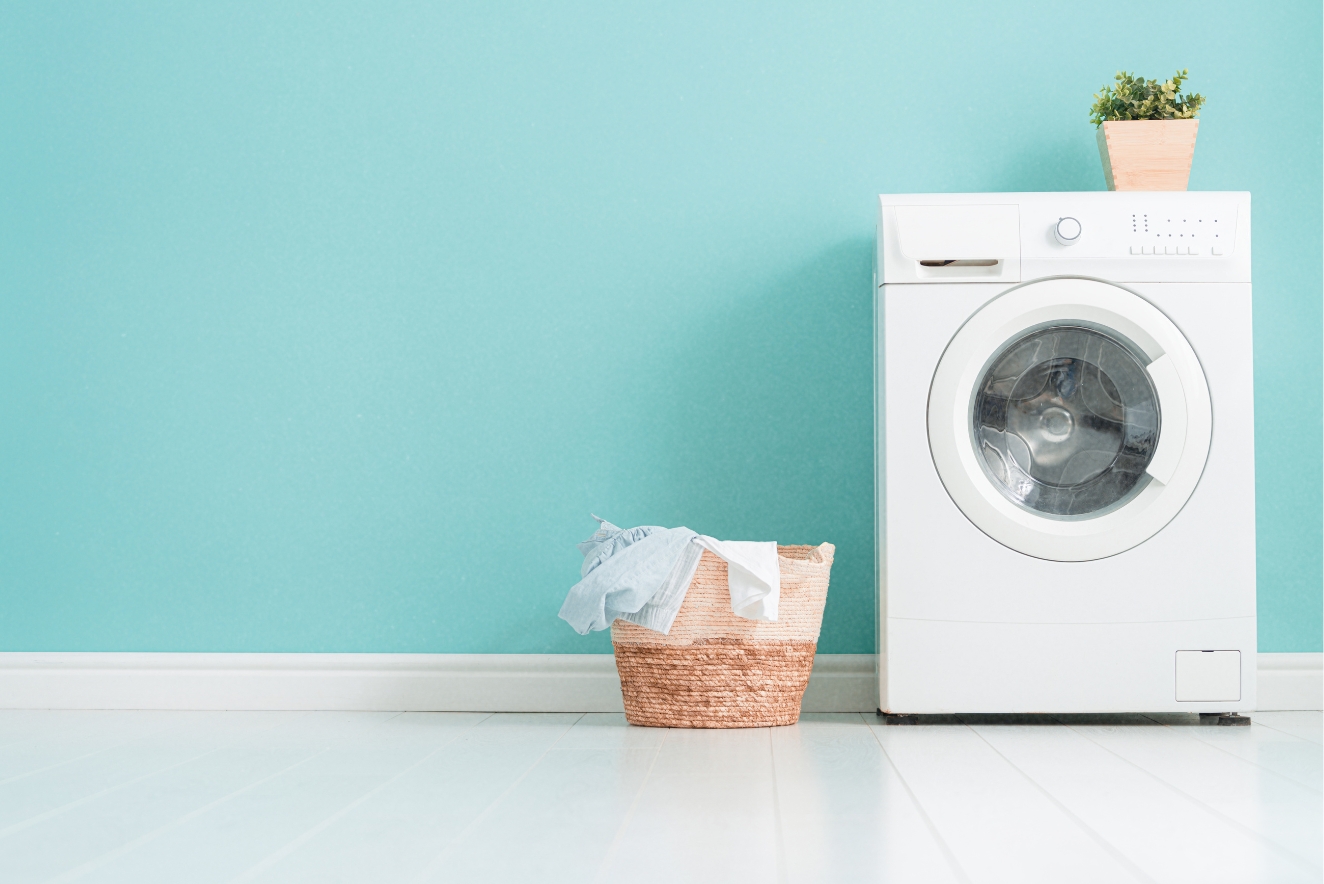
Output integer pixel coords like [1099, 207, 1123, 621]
[559, 516, 781, 635]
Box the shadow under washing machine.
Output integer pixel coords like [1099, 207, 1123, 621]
[874, 192, 1255, 715]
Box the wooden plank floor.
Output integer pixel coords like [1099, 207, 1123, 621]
[0, 711, 1318, 883]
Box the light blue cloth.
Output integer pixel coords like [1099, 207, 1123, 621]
[559, 516, 703, 635]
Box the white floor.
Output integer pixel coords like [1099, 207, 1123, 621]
[0, 711, 1318, 883]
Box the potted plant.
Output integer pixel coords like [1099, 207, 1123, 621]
[1091, 70, 1205, 191]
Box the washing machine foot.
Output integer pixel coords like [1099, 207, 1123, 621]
[877, 710, 919, 725]
[1199, 712, 1251, 727]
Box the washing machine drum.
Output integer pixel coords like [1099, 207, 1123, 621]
[928, 278, 1212, 562]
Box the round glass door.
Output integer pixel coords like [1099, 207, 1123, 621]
[972, 326, 1160, 518]
[926, 277, 1212, 562]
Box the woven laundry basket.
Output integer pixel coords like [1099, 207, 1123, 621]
[611, 543, 834, 728]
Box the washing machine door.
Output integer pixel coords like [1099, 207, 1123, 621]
[928, 277, 1212, 561]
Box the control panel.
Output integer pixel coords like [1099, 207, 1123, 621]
[1020, 197, 1241, 260]
[1125, 209, 1232, 256]
[877, 192, 1250, 285]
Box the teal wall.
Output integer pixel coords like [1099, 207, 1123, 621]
[2, 2, 1319, 654]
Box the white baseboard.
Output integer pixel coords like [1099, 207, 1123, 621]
[0, 652, 1316, 713]
[0, 653, 625, 713]
[1255, 652, 1323, 712]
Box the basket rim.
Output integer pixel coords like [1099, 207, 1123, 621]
[775, 542, 834, 564]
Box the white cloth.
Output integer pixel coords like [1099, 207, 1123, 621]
[694, 536, 780, 622]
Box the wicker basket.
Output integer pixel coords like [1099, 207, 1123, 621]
[611, 543, 834, 728]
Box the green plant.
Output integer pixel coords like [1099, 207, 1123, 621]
[1089, 70, 1204, 126]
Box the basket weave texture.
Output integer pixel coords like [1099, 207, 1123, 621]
[611, 543, 834, 728]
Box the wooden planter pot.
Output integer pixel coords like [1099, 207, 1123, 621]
[1096, 120, 1198, 191]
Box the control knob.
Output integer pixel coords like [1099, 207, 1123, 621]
[1054, 216, 1082, 245]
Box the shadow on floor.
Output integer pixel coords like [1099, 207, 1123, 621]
[875, 712, 1253, 727]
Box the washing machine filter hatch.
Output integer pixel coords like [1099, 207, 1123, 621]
[972, 325, 1160, 518]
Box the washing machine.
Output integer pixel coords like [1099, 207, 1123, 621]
[874, 192, 1255, 714]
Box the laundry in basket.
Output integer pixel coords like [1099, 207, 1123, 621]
[559, 517, 834, 728]
[559, 516, 780, 635]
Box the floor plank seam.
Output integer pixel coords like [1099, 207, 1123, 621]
[860, 714, 974, 884]
[1154, 719, 1324, 795]
[1059, 721, 1324, 874]
[43, 711, 403, 884]
[224, 711, 496, 884]
[0, 713, 292, 840]
[965, 723, 1158, 884]
[0, 714, 190, 787]
[591, 724, 667, 884]
[768, 727, 790, 884]
[406, 713, 587, 884]
[1250, 717, 1324, 746]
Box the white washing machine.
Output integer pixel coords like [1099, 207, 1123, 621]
[875, 192, 1255, 714]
